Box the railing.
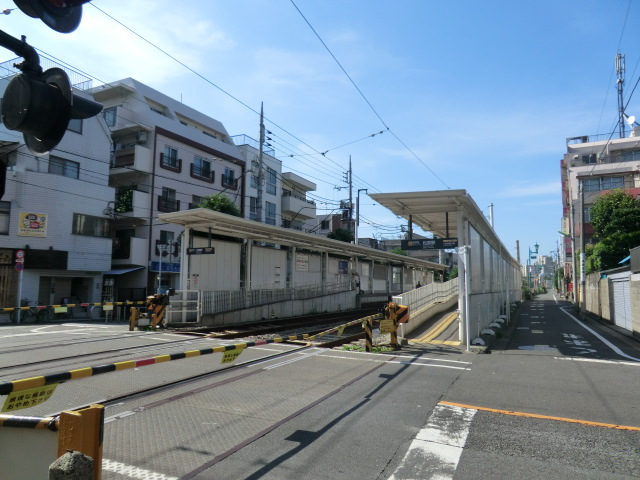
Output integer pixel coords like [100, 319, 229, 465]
[221, 174, 238, 190]
[392, 278, 459, 316]
[200, 280, 352, 316]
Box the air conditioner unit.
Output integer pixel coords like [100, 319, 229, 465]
[137, 131, 148, 143]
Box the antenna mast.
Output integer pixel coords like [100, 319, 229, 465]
[616, 52, 625, 138]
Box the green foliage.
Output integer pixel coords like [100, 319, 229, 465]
[115, 187, 133, 213]
[198, 194, 241, 217]
[449, 265, 458, 279]
[327, 228, 354, 243]
[390, 247, 408, 256]
[586, 189, 640, 271]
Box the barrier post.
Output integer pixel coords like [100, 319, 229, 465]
[57, 404, 104, 480]
[129, 307, 139, 331]
[364, 317, 372, 352]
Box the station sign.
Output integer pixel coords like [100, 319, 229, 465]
[187, 247, 215, 255]
[400, 238, 458, 250]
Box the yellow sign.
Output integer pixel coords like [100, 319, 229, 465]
[18, 212, 48, 237]
[380, 319, 395, 334]
[2, 384, 58, 412]
[221, 349, 243, 364]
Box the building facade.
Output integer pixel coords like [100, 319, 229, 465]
[92, 78, 246, 300]
[560, 128, 640, 298]
[0, 60, 113, 314]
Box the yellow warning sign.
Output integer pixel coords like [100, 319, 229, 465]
[221, 349, 243, 364]
[380, 319, 395, 334]
[2, 384, 58, 412]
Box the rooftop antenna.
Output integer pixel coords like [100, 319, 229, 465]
[616, 52, 625, 138]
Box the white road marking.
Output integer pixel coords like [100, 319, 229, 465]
[102, 459, 177, 480]
[387, 403, 476, 479]
[555, 356, 640, 367]
[560, 307, 640, 362]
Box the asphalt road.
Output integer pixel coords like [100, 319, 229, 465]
[2, 293, 639, 479]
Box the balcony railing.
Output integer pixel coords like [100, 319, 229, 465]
[160, 153, 182, 173]
[221, 174, 238, 190]
[158, 196, 180, 213]
[190, 164, 215, 183]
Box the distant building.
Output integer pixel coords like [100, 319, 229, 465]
[0, 58, 113, 311]
[560, 130, 640, 292]
[92, 78, 246, 298]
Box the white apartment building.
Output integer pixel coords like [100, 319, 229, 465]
[560, 128, 640, 292]
[235, 134, 317, 232]
[0, 59, 113, 314]
[91, 78, 246, 300]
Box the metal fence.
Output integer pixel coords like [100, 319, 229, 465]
[392, 278, 459, 315]
[200, 281, 353, 316]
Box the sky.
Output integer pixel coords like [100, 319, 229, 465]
[2, 0, 639, 264]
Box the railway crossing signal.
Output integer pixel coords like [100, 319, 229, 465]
[13, 0, 92, 33]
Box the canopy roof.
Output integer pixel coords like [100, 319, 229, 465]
[159, 208, 447, 271]
[370, 189, 518, 266]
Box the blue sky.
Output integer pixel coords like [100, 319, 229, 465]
[2, 0, 639, 263]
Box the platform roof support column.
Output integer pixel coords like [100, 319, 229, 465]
[322, 252, 328, 295]
[180, 227, 191, 291]
[244, 239, 252, 291]
[457, 210, 469, 349]
[289, 246, 296, 299]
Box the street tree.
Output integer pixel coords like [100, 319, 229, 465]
[588, 189, 640, 271]
[198, 194, 241, 217]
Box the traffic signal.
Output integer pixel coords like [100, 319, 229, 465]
[13, 0, 92, 33]
[1, 67, 103, 155]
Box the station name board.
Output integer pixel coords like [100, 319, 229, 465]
[400, 238, 458, 250]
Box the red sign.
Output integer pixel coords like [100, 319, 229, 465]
[15, 262, 24, 272]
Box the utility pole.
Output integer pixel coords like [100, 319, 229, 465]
[256, 102, 265, 223]
[347, 156, 353, 234]
[617, 52, 625, 138]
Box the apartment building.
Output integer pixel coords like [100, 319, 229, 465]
[91, 78, 246, 300]
[0, 59, 113, 313]
[235, 134, 317, 231]
[560, 128, 640, 292]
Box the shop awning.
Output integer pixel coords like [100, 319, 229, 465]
[103, 266, 145, 275]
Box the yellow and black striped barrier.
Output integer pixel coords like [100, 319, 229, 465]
[1, 300, 147, 314]
[0, 314, 383, 396]
[0, 413, 57, 430]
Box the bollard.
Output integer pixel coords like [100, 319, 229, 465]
[57, 404, 104, 480]
[49, 450, 93, 480]
[364, 317, 372, 352]
[129, 307, 139, 331]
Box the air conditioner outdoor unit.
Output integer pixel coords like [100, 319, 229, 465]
[137, 131, 148, 143]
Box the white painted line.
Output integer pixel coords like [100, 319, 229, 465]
[102, 459, 177, 480]
[387, 403, 476, 479]
[560, 308, 640, 362]
[555, 356, 640, 367]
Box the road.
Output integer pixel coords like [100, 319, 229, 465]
[1, 293, 639, 479]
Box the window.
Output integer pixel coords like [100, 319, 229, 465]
[158, 187, 179, 212]
[250, 175, 259, 189]
[49, 156, 79, 179]
[583, 207, 592, 223]
[266, 167, 277, 195]
[583, 176, 624, 192]
[191, 156, 213, 181]
[162, 146, 179, 168]
[190, 195, 204, 209]
[222, 167, 237, 189]
[67, 118, 82, 133]
[320, 220, 330, 230]
[72, 213, 111, 238]
[0, 201, 10, 234]
[103, 106, 117, 127]
[265, 201, 276, 225]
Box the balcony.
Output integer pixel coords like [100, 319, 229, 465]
[281, 190, 316, 219]
[110, 145, 152, 174]
[157, 196, 180, 213]
[113, 236, 148, 265]
[160, 153, 182, 173]
[221, 174, 238, 190]
[115, 189, 151, 219]
[190, 163, 215, 183]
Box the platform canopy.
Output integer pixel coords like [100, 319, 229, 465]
[370, 189, 518, 267]
[159, 208, 447, 271]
